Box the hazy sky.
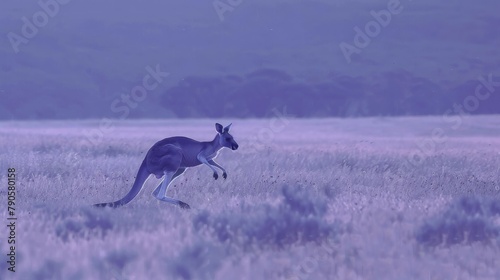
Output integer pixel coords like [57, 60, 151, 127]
[1, 0, 499, 119]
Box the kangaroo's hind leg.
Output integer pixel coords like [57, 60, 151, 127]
[153, 171, 190, 209]
[147, 144, 189, 208]
[152, 168, 186, 197]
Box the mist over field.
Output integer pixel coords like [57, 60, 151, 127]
[1, 117, 500, 279]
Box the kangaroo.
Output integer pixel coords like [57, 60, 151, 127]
[94, 123, 238, 209]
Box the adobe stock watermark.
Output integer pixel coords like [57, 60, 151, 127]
[7, 0, 72, 54]
[339, 0, 409, 63]
[213, 0, 243, 22]
[239, 107, 293, 154]
[80, 64, 170, 148]
[407, 73, 500, 167]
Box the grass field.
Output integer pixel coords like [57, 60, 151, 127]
[1, 116, 500, 280]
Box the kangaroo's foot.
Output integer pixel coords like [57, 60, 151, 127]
[178, 201, 191, 209]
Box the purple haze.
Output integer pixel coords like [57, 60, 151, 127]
[1, 0, 499, 119]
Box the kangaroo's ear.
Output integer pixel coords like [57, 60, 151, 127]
[223, 123, 232, 133]
[215, 123, 223, 133]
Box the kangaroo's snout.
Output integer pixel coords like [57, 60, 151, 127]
[232, 143, 239, 150]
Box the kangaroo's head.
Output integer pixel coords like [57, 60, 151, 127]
[215, 123, 239, 150]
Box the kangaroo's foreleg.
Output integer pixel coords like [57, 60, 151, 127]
[208, 160, 228, 179]
[197, 155, 220, 180]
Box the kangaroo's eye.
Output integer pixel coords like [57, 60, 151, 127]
[226, 138, 231, 141]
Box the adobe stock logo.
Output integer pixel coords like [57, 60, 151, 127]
[213, 0, 243, 22]
[81, 64, 170, 147]
[7, 0, 72, 54]
[339, 0, 408, 63]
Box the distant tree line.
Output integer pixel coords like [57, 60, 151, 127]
[160, 69, 500, 118]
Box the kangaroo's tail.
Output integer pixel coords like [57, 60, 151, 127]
[94, 159, 150, 208]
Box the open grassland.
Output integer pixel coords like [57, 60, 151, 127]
[1, 116, 500, 279]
